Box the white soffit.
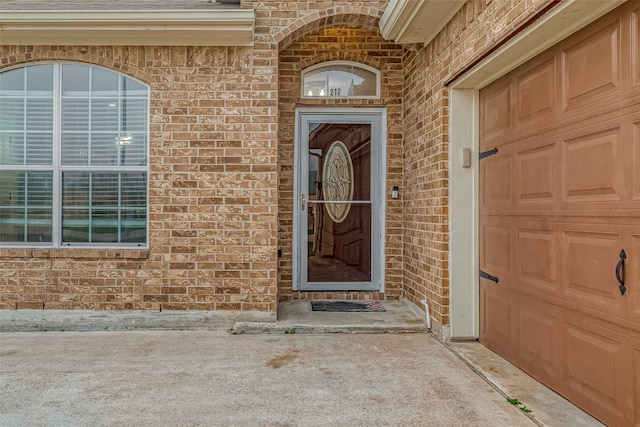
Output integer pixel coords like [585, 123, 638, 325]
[380, 0, 465, 45]
[0, 10, 255, 46]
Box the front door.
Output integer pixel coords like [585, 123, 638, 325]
[294, 109, 384, 291]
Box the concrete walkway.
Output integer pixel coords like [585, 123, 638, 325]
[0, 331, 534, 427]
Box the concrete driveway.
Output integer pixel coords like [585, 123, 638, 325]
[0, 331, 534, 426]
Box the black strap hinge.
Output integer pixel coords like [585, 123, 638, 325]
[479, 147, 498, 160]
[480, 269, 499, 284]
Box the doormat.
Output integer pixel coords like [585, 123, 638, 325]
[310, 301, 386, 312]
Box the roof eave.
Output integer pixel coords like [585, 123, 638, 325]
[0, 9, 255, 46]
[380, 0, 465, 45]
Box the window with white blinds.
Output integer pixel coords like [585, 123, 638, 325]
[0, 63, 149, 247]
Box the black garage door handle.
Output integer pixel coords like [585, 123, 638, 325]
[616, 249, 626, 296]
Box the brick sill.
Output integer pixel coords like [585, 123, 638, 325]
[0, 248, 149, 260]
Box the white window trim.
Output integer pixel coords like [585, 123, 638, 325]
[301, 61, 381, 100]
[0, 62, 150, 249]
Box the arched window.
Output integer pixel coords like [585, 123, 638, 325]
[0, 63, 149, 247]
[301, 61, 380, 99]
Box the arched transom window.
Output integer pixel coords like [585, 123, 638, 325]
[301, 61, 380, 99]
[0, 63, 149, 247]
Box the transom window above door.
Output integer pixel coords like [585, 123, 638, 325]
[0, 63, 149, 247]
[301, 61, 380, 99]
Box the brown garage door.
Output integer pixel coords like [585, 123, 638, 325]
[479, 2, 640, 425]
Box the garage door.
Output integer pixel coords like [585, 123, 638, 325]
[479, 2, 640, 425]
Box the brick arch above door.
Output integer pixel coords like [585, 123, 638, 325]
[275, 6, 384, 51]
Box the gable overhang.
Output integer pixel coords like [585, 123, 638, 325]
[379, 0, 465, 45]
[0, 10, 255, 46]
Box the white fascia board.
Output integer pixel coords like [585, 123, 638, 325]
[0, 10, 255, 46]
[379, 0, 423, 42]
[380, 0, 465, 45]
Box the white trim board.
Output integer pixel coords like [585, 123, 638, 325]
[447, 0, 625, 340]
[380, 0, 465, 45]
[0, 10, 255, 46]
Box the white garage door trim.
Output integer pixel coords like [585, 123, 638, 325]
[447, 0, 626, 340]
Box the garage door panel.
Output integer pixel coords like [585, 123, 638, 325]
[480, 82, 512, 146]
[516, 143, 556, 206]
[480, 287, 517, 356]
[632, 7, 640, 88]
[634, 122, 640, 201]
[517, 57, 557, 123]
[634, 347, 640, 424]
[563, 229, 624, 312]
[563, 21, 621, 112]
[480, 154, 512, 206]
[562, 126, 622, 203]
[563, 320, 626, 425]
[517, 228, 557, 293]
[630, 234, 640, 324]
[520, 304, 559, 382]
[481, 223, 512, 279]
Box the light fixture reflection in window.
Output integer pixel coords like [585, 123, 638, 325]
[115, 133, 133, 146]
[319, 89, 325, 96]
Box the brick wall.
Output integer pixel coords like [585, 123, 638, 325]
[0, 45, 278, 311]
[401, 0, 551, 325]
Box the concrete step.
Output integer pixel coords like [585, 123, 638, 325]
[233, 299, 430, 334]
[231, 321, 428, 334]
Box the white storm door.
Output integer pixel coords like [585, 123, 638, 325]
[294, 109, 385, 292]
